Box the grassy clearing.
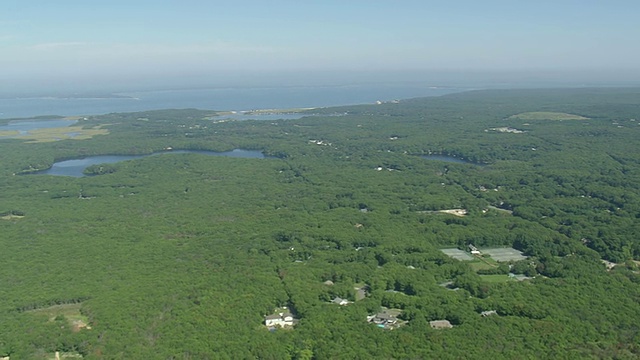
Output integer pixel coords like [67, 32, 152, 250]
[354, 284, 368, 301]
[508, 112, 589, 121]
[468, 261, 495, 271]
[469, 256, 499, 271]
[482, 257, 499, 265]
[28, 303, 90, 330]
[487, 205, 513, 215]
[382, 308, 403, 317]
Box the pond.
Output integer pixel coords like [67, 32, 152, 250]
[32, 149, 267, 177]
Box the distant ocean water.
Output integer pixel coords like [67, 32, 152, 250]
[0, 84, 467, 119]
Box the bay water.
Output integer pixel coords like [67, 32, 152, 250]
[0, 84, 465, 120]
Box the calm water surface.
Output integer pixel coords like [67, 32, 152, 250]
[0, 86, 465, 119]
[0, 119, 77, 136]
[33, 149, 267, 177]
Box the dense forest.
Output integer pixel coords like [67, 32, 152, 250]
[1, 88, 640, 359]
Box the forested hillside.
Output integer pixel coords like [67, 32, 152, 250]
[1, 88, 640, 359]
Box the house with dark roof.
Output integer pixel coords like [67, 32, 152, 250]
[331, 297, 351, 306]
[367, 308, 406, 330]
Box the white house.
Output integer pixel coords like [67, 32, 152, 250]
[265, 312, 295, 328]
[469, 244, 481, 255]
[481, 310, 498, 317]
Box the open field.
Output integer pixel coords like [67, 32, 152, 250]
[441, 248, 474, 261]
[508, 112, 589, 121]
[482, 248, 527, 262]
[468, 259, 497, 271]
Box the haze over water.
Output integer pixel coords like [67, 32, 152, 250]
[1, 83, 465, 119]
[4, 71, 637, 120]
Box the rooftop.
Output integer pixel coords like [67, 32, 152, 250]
[430, 320, 453, 329]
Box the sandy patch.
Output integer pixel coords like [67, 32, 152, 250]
[438, 209, 468, 216]
[1, 214, 24, 220]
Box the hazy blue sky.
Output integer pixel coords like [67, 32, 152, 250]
[1, 1, 639, 92]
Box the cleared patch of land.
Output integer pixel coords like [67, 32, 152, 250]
[508, 112, 589, 121]
[468, 259, 498, 271]
[441, 248, 474, 261]
[1, 214, 24, 220]
[354, 284, 368, 301]
[28, 303, 91, 331]
[419, 209, 468, 217]
[48, 351, 83, 359]
[487, 205, 513, 215]
[487, 127, 525, 133]
[481, 247, 527, 262]
[438, 209, 468, 216]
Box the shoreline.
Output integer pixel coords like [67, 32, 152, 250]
[2, 107, 318, 123]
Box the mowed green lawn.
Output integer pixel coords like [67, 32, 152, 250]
[468, 261, 496, 271]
